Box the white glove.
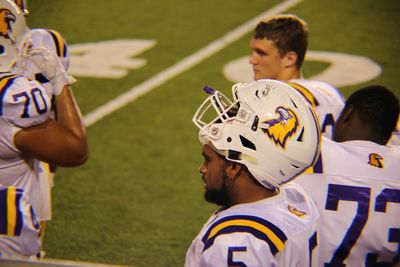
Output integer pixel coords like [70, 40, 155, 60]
[28, 46, 76, 95]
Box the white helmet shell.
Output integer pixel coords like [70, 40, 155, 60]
[0, 0, 29, 71]
[0, 37, 15, 71]
[12, 0, 28, 16]
[193, 79, 321, 189]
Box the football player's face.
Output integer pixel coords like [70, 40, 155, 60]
[249, 38, 286, 81]
[198, 144, 230, 206]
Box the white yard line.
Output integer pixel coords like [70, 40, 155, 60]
[83, 0, 303, 127]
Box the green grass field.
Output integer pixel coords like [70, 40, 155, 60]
[26, 0, 400, 266]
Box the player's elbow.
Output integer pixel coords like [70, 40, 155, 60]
[58, 139, 89, 167]
[69, 148, 88, 167]
[68, 142, 89, 166]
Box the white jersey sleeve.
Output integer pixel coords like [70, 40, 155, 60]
[0, 73, 51, 129]
[295, 138, 400, 266]
[288, 79, 345, 139]
[0, 185, 41, 259]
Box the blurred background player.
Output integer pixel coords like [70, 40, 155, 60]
[295, 85, 400, 266]
[185, 80, 321, 266]
[0, 0, 87, 259]
[249, 14, 345, 138]
[11, 0, 72, 253]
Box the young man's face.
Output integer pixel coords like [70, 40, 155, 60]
[249, 38, 286, 81]
[198, 144, 230, 206]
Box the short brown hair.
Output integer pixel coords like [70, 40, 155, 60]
[254, 14, 308, 69]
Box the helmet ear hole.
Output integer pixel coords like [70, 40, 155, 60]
[240, 135, 256, 151]
[227, 150, 241, 160]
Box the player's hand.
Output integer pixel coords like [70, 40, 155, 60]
[28, 46, 76, 95]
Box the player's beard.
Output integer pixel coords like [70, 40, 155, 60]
[204, 171, 231, 206]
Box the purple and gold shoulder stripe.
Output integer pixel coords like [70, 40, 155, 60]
[201, 215, 287, 255]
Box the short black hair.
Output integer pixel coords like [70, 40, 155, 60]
[345, 85, 399, 143]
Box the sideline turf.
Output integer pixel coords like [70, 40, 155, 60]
[27, 1, 399, 266]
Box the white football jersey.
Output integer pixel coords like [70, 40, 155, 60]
[12, 28, 70, 221]
[184, 183, 319, 267]
[288, 79, 345, 139]
[295, 138, 400, 267]
[0, 185, 41, 259]
[0, 72, 52, 223]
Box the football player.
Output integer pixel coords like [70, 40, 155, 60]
[11, 0, 72, 252]
[295, 85, 400, 266]
[0, 0, 87, 259]
[249, 14, 345, 139]
[185, 80, 321, 266]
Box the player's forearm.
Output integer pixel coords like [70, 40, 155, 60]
[55, 86, 88, 164]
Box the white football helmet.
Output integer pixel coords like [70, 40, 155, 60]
[193, 79, 321, 189]
[12, 0, 28, 16]
[0, 0, 29, 62]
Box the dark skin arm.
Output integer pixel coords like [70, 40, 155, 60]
[14, 86, 88, 167]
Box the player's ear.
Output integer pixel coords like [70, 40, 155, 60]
[225, 161, 242, 179]
[333, 106, 356, 142]
[340, 106, 355, 125]
[283, 51, 298, 68]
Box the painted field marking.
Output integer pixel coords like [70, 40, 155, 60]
[83, 0, 303, 127]
[223, 51, 382, 88]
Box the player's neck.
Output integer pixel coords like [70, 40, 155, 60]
[229, 183, 279, 206]
[278, 68, 302, 81]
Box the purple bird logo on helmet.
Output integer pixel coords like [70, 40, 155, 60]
[262, 106, 299, 149]
[0, 8, 15, 39]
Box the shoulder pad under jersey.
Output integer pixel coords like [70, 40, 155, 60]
[0, 73, 52, 128]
